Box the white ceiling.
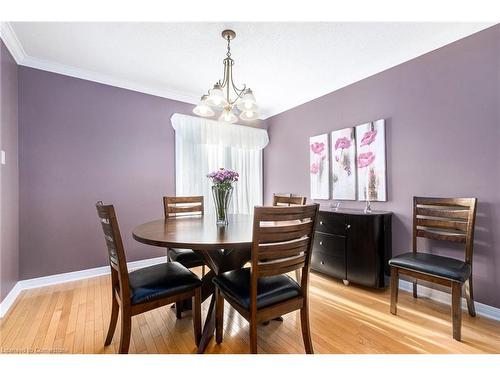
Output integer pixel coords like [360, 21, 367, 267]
[4, 22, 495, 119]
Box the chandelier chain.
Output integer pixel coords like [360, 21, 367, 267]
[226, 35, 231, 59]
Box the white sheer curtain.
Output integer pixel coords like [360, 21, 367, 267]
[171, 113, 269, 216]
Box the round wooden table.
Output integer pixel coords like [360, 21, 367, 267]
[132, 214, 254, 353]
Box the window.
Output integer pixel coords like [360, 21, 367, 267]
[171, 113, 269, 216]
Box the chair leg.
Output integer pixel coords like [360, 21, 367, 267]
[413, 280, 418, 298]
[249, 318, 258, 354]
[215, 288, 224, 344]
[193, 288, 202, 346]
[451, 282, 462, 341]
[300, 304, 314, 354]
[105, 291, 119, 346]
[202, 264, 205, 277]
[390, 267, 399, 315]
[464, 278, 476, 317]
[118, 310, 132, 354]
[175, 301, 183, 319]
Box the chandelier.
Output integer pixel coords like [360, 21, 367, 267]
[193, 29, 258, 124]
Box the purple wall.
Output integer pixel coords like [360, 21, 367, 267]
[18, 67, 194, 279]
[0, 41, 19, 302]
[264, 25, 500, 308]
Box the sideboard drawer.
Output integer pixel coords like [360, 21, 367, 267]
[311, 233, 346, 280]
[311, 248, 346, 280]
[317, 212, 346, 236]
[313, 233, 345, 258]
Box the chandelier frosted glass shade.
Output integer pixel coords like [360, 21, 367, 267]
[205, 85, 228, 108]
[236, 89, 257, 112]
[193, 95, 215, 117]
[219, 107, 238, 124]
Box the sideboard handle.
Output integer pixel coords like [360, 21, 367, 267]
[346, 224, 351, 230]
[320, 221, 324, 225]
[319, 241, 323, 246]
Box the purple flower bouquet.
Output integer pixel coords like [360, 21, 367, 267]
[207, 168, 239, 225]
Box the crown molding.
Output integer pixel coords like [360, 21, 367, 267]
[0, 22, 27, 63]
[21, 55, 201, 105]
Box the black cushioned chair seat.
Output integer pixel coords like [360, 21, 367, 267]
[212, 268, 302, 310]
[129, 262, 201, 305]
[167, 248, 204, 269]
[389, 252, 471, 282]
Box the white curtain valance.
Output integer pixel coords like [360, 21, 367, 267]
[171, 113, 269, 150]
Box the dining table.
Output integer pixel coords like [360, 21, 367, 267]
[132, 213, 254, 353]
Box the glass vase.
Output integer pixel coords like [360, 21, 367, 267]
[212, 185, 233, 226]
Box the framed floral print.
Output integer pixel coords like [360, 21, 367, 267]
[309, 133, 330, 199]
[331, 127, 356, 200]
[355, 119, 387, 201]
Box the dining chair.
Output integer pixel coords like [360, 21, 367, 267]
[273, 193, 307, 207]
[163, 195, 206, 318]
[388, 197, 477, 341]
[96, 202, 202, 353]
[213, 204, 320, 354]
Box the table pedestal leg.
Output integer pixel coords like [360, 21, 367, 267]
[197, 294, 216, 354]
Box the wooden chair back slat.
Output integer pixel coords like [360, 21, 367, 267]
[416, 218, 468, 232]
[163, 196, 204, 218]
[258, 237, 310, 261]
[412, 197, 477, 264]
[257, 204, 318, 222]
[258, 261, 307, 278]
[168, 204, 204, 214]
[416, 207, 469, 220]
[416, 228, 467, 243]
[273, 194, 307, 207]
[414, 197, 474, 207]
[258, 248, 306, 261]
[257, 255, 307, 277]
[257, 221, 314, 243]
[259, 221, 314, 235]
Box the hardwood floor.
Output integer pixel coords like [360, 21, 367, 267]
[1, 269, 499, 354]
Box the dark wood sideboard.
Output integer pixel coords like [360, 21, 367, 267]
[311, 208, 392, 288]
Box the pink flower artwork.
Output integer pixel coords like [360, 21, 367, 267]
[330, 128, 356, 200]
[310, 162, 320, 174]
[310, 142, 325, 155]
[309, 134, 330, 199]
[360, 129, 377, 146]
[357, 152, 375, 168]
[355, 120, 386, 202]
[335, 137, 351, 150]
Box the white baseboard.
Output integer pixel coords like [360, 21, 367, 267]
[0, 283, 24, 319]
[399, 279, 500, 321]
[0, 256, 168, 318]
